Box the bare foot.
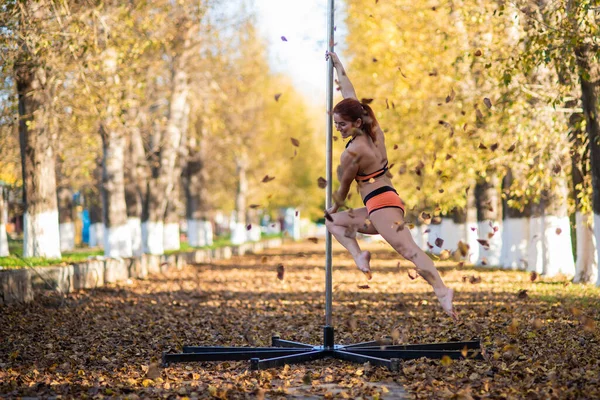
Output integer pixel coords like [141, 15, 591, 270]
[435, 287, 459, 321]
[355, 251, 372, 280]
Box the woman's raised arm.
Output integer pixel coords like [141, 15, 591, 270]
[326, 51, 358, 100]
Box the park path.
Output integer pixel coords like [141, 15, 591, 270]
[2, 239, 600, 399]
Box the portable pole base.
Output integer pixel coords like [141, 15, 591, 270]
[162, 326, 483, 371]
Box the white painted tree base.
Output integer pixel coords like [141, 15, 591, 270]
[439, 218, 461, 253]
[188, 219, 214, 247]
[500, 218, 529, 270]
[248, 225, 261, 242]
[142, 221, 164, 255]
[595, 214, 600, 287]
[476, 220, 502, 266]
[573, 212, 597, 284]
[410, 225, 427, 251]
[23, 210, 62, 258]
[0, 224, 8, 256]
[59, 222, 75, 252]
[89, 223, 104, 249]
[465, 222, 480, 264]
[231, 223, 247, 245]
[426, 223, 442, 255]
[104, 224, 133, 258]
[528, 215, 575, 277]
[163, 222, 180, 251]
[128, 217, 143, 256]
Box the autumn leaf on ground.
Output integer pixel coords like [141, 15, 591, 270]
[146, 363, 160, 379]
[276, 264, 284, 280]
[274, 93, 282, 101]
[397, 67, 407, 78]
[290, 137, 300, 147]
[262, 175, 275, 183]
[317, 177, 327, 188]
[507, 319, 519, 334]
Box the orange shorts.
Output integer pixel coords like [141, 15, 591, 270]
[363, 186, 405, 216]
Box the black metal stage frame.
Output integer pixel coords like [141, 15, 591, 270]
[161, 0, 483, 371]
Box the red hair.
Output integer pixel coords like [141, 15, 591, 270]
[333, 98, 379, 141]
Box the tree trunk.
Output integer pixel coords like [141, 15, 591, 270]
[142, 63, 188, 255]
[183, 132, 213, 247]
[57, 186, 75, 252]
[569, 104, 598, 283]
[231, 151, 249, 245]
[100, 125, 131, 257]
[527, 181, 575, 277]
[575, 43, 600, 286]
[0, 186, 9, 256]
[15, 63, 61, 258]
[500, 169, 530, 269]
[474, 173, 502, 266]
[124, 117, 146, 257]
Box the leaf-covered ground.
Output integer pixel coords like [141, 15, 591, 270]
[1, 240, 600, 399]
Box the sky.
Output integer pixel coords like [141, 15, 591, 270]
[253, 0, 347, 104]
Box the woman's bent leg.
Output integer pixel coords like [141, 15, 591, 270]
[325, 207, 378, 278]
[369, 208, 458, 320]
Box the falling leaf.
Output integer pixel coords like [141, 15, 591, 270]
[421, 212, 431, 220]
[317, 177, 327, 188]
[358, 284, 370, 289]
[281, 36, 287, 41]
[477, 239, 490, 248]
[555, 227, 562, 235]
[277, 264, 285, 280]
[440, 355, 452, 366]
[507, 143, 516, 152]
[490, 143, 499, 151]
[553, 164, 562, 174]
[408, 270, 418, 280]
[445, 88, 455, 103]
[262, 175, 275, 183]
[249, 204, 260, 209]
[440, 249, 451, 260]
[261, 256, 268, 263]
[344, 225, 357, 238]
[530, 271, 538, 282]
[398, 67, 407, 78]
[324, 210, 334, 222]
[532, 318, 544, 330]
[474, 49, 483, 56]
[481, 258, 488, 265]
[483, 97, 492, 109]
[290, 137, 300, 147]
[435, 238, 444, 248]
[517, 289, 528, 299]
[274, 93, 282, 101]
[458, 241, 470, 257]
[461, 346, 469, 358]
[469, 275, 481, 284]
[478, 142, 488, 150]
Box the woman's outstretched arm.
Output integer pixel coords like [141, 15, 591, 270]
[326, 51, 358, 100]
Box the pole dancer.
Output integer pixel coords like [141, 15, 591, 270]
[324, 51, 458, 321]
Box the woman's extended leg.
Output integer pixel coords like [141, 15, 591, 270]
[325, 207, 378, 278]
[368, 207, 458, 320]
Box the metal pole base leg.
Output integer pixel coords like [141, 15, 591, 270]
[162, 328, 483, 370]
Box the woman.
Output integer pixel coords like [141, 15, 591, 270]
[325, 51, 458, 320]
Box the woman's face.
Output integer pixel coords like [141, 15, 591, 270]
[333, 113, 361, 139]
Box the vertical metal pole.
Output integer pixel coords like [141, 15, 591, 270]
[325, 0, 335, 330]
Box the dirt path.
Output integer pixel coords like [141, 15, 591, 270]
[1, 240, 599, 398]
